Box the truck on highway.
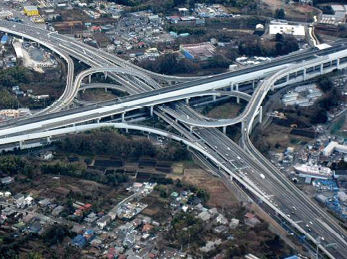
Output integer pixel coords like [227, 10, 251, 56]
[260, 174, 265, 179]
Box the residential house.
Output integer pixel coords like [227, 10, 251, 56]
[229, 218, 240, 229]
[72, 234, 86, 247]
[97, 215, 111, 229]
[216, 214, 228, 225]
[244, 213, 261, 227]
[29, 221, 42, 234]
[39, 151, 53, 160]
[52, 205, 65, 216]
[142, 224, 153, 232]
[198, 210, 211, 222]
[38, 198, 51, 207]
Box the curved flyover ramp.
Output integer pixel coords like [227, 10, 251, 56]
[161, 90, 253, 127]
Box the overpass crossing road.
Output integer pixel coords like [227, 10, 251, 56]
[1, 21, 347, 258]
[1, 21, 347, 116]
[239, 65, 347, 258]
[0, 89, 250, 140]
[172, 104, 347, 258]
[79, 83, 128, 93]
[1, 49, 346, 138]
[0, 20, 201, 83]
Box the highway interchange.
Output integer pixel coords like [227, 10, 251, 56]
[1, 20, 347, 258]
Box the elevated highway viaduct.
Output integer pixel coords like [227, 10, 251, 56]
[1, 20, 347, 89]
[0, 48, 346, 137]
[1, 21, 347, 258]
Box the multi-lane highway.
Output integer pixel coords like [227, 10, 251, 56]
[1, 21, 347, 258]
[175, 105, 347, 258]
[0, 46, 346, 137]
[1, 20, 347, 102]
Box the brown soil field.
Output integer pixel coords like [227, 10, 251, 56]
[260, 0, 282, 10]
[182, 168, 238, 208]
[254, 123, 312, 153]
[79, 89, 118, 102]
[259, 0, 318, 21]
[207, 102, 245, 119]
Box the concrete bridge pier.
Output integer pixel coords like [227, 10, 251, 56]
[47, 136, 51, 143]
[303, 69, 307, 80]
[223, 126, 227, 134]
[186, 98, 190, 105]
[241, 120, 247, 135]
[213, 95, 217, 102]
[19, 141, 23, 150]
[150, 106, 154, 117]
[259, 106, 263, 123]
[88, 74, 92, 84]
[320, 63, 324, 74]
[235, 84, 240, 103]
[252, 80, 255, 89]
[104, 88, 108, 92]
[190, 126, 193, 133]
[121, 112, 125, 122]
[104, 71, 108, 79]
[230, 82, 238, 91]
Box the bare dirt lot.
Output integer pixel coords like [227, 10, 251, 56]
[207, 102, 245, 120]
[79, 89, 118, 102]
[259, 0, 318, 21]
[141, 195, 170, 222]
[260, 0, 282, 11]
[182, 168, 239, 208]
[253, 123, 312, 153]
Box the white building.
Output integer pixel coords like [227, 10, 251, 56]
[256, 24, 264, 30]
[97, 215, 111, 229]
[269, 21, 305, 37]
[1, 176, 14, 185]
[282, 84, 322, 107]
[323, 141, 347, 157]
[294, 164, 332, 183]
[321, 5, 347, 24]
[14, 194, 33, 208]
[331, 5, 347, 21]
[229, 218, 240, 229]
[40, 151, 53, 160]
